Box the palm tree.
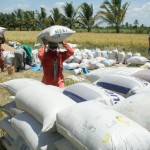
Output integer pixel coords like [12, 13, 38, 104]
[99, 0, 130, 33]
[79, 2, 100, 32]
[62, 2, 79, 29]
[0, 13, 8, 28]
[36, 7, 50, 29]
[23, 11, 32, 31]
[8, 12, 17, 30]
[14, 9, 24, 31]
[49, 8, 63, 25]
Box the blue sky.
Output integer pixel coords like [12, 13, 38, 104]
[1, 0, 150, 26]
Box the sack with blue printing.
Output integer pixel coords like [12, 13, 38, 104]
[93, 74, 149, 97]
[63, 82, 124, 106]
[56, 100, 150, 150]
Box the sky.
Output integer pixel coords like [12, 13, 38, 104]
[0, 0, 150, 27]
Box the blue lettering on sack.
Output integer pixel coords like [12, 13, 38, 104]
[105, 90, 120, 104]
[135, 77, 149, 87]
[96, 82, 130, 94]
[63, 91, 87, 103]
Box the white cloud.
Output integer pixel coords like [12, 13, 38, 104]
[37, 2, 65, 15]
[2, 4, 30, 13]
[125, 2, 150, 26]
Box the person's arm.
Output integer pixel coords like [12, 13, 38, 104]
[38, 37, 47, 61]
[38, 45, 46, 62]
[60, 41, 74, 61]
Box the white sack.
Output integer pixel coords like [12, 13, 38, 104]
[15, 86, 76, 132]
[11, 112, 62, 150]
[79, 62, 89, 69]
[131, 69, 150, 82]
[85, 67, 117, 82]
[114, 93, 150, 131]
[72, 54, 82, 63]
[94, 50, 101, 57]
[127, 84, 150, 96]
[86, 51, 94, 59]
[0, 117, 19, 141]
[108, 49, 118, 60]
[93, 74, 149, 97]
[126, 56, 147, 65]
[101, 50, 108, 59]
[37, 25, 75, 43]
[63, 82, 124, 106]
[0, 78, 44, 95]
[101, 59, 116, 67]
[4, 53, 14, 65]
[124, 52, 132, 63]
[0, 27, 6, 34]
[65, 62, 79, 69]
[85, 67, 144, 83]
[56, 100, 150, 150]
[95, 63, 105, 69]
[118, 51, 126, 64]
[0, 117, 29, 150]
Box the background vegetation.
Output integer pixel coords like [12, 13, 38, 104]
[0, 0, 149, 34]
[5, 31, 150, 58]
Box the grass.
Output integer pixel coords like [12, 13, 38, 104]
[5, 31, 150, 58]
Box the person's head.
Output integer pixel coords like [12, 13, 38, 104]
[48, 42, 59, 50]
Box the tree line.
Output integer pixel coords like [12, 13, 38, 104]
[0, 0, 134, 33]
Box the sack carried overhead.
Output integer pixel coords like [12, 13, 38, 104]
[37, 25, 76, 43]
[0, 27, 6, 34]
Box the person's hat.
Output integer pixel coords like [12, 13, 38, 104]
[48, 42, 59, 49]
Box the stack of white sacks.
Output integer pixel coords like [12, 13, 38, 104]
[3, 45, 149, 71]
[63, 48, 148, 70]
[1, 74, 150, 149]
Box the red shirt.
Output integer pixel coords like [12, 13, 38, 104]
[38, 43, 74, 88]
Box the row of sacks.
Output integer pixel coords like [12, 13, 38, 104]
[62, 82, 150, 132]
[1, 78, 150, 149]
[3, 45, 148, 71]
[86, 66, 150, 83]
[63, 48, 148, 70]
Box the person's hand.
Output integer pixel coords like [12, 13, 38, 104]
[59, 41, 65, 45]
[41, 36, 47, 45]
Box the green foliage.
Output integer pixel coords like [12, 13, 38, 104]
[99, 0, 130, 33]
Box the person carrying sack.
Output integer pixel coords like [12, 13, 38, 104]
[38, 38, 74, 88]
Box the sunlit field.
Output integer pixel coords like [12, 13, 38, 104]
[5, 31, 149, 57]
